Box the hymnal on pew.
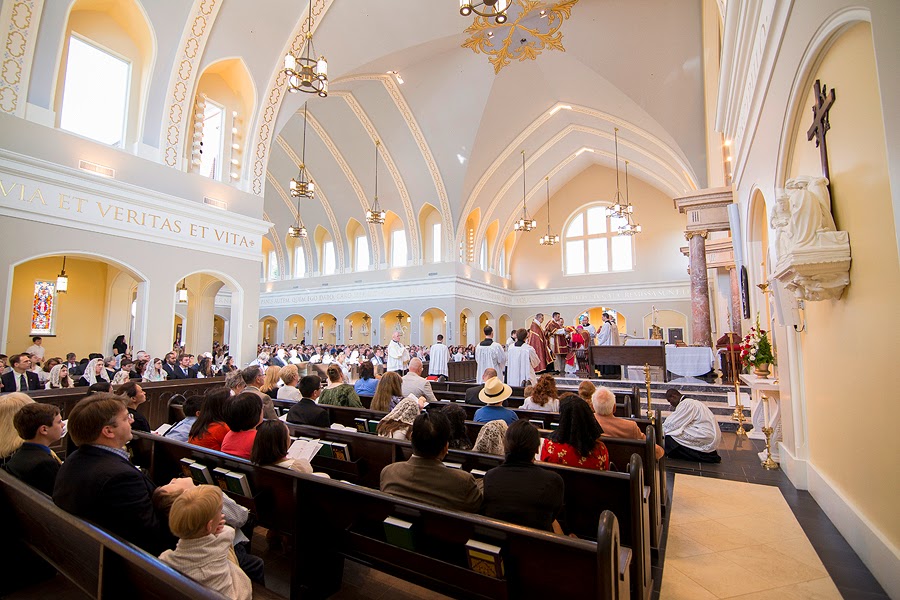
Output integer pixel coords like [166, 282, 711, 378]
[287, 439, 322, 463]
[212, 467, 231, 491]
[383, 516, 416, 551]
[330, 442, 351, 461]
[354, 418, 367, 432]
[179, 458, 195, 478]
[366, 420, 380, 433]
[224, 471, 252, 496]
[189, 462, 214, 485]
[317, 441, 334, 458]
[466, 539, 505, 578]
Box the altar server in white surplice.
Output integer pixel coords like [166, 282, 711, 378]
[387, 330, 409, 373]
[662, 389, 722, 463]
[475, 325, 507, 383]
[428, 335, 450, 379]
[506, 328, 540, 387]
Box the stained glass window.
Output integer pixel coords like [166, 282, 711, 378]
[31, 280, 57, 335]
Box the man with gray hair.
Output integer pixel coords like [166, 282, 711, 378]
[240, 366, 277, 419]
[401, 358, 438, 404]
[592, 387, 663, 458]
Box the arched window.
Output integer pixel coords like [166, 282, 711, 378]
[355, 235, 370, 271]
[563, 204, 634, 275]
[391, 229, 407, 267]
[267, 250, 279, 281]
[294, 245, 306, 278]
[432, 222, 442, 262]
[323, 241, 336, 275]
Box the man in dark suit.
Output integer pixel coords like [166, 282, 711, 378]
[64, 352, 82, 376]
[170, 354, 196, 379]
[464, 367, 497, 406]
[286, 375, 330, 428]
[5, 403, 64, 495]
[380, 411, 482, 512]
[53, 394, 176, 555]
[1, 353, 41, 392]
[161, 352, 178, 380]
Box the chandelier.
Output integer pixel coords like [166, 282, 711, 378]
[283, 5, 328, 97]
[460, 0, 510, 24]
[288, 103, 312, 238]
[366, 140, 386, 224]
[617, 160, 642, 235]
[514, 150, 536, 232]
[56, 256, 68, 293]
[606, 127, 629, 219]
[539, 177, 559, 246]
[177, 279, 188, 303]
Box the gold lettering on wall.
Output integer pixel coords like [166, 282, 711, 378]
[0, 176, 256, 250]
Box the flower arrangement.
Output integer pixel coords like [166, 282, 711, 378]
[740, 314, 775, 369]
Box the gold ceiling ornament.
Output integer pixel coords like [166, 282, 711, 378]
[462, 0, 578, 74]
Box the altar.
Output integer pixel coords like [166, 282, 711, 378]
[666, 346, 716, 377]
[740, 373, 782, 462]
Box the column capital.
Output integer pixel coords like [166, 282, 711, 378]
[685, 230, 709, 241]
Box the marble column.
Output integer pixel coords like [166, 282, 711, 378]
[686, 231, 712, 347]
[729, 266, 743, 336]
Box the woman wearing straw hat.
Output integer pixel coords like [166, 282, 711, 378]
[473, 377, 519, 425]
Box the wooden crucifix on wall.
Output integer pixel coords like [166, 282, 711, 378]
[806, 79, 836, 204]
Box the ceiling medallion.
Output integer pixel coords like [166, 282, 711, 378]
[462, 0, 579, 74]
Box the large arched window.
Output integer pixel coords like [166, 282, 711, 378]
[294, 245, 306, 278]
[563, 204, 634, 275]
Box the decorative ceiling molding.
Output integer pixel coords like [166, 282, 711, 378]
[329, 73, 454, 260]
[250, 0, 334, 197]
[264, 172, 313, 274]
[456, 101, 699, 250]
[160, 0, 223, 168]
[332, 90, 421, 264]
[474, 123, 684, 251]
[261, 210, 285, 281]
[0, 0, 43, 117]
[300, 111, 381, 267]
[462, 0, 578, 74]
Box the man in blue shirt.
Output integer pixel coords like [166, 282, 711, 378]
[473, 377, 519, 426]
[162, 395, 202, 442]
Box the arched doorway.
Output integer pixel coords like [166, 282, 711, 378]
[459, 309, 474, 347]
[577, 307, 626, 339]
[312, 313, 337, 345]
[498, 313, 513, 343]
[478, 311, 494, 339]
[420, 308, 446, 345]
[174, 273, 235, 355]
[380, 310, 410, 345]
[344, 311, 371, 345]
[4, 254, 146, 360]
[259, 316, 278, 345]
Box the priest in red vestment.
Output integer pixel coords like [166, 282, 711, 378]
[527, 313, 552, 373]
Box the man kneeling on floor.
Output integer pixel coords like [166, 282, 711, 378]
[662, 389, 722, 463]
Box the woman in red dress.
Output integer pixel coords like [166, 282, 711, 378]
[540, 394, 609, 471]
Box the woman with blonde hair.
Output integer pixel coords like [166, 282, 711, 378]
[259, 365, 282, 400]
[578, 380, 596, 404]
[370, 371, 403, 412]
[318, 364, 363, 408]
[472, 420, 508, 456]
[375, 396, 424, 440]
[0, 392, 35, 462]
[277, 364, 301, 401]
[521, 374, 559, 412]
[46, 363, 74, 389]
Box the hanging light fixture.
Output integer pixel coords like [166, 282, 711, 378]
[288, 102, 312, 238]
[283, 5, 328, 97]
[177, 279, 188, 303]
[539, 177, 559, 246]
[56, 256, 68, 293]
[514, 150, 537, 232]
[366, 140, 386, 224]
[460, 0, 510, 24]
[606, 128, 629, 220]
[617, 160, 642, 235]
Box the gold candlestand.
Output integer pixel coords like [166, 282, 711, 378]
[761, 426, 779, 470]
[726, 333, 747, 436]
[643, 363, 654, 424]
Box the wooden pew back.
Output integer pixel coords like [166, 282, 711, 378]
[0, 470, 226, 599]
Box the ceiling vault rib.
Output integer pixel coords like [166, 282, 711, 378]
[261, 210, 287, 281]
[300, 111, 381, 268]
[332, 90, 421, 264]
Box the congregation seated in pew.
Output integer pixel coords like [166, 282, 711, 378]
[472, 419, 507, 456]
[285, 375, 330, 427]
[473, 377, 519, 425]
[221, 391, 264, 459]
[0, 392, 34, 465]
[188, 388, 232, 451]
[353, 360, 379, 396]
[540, 394, 609, 471]
[370, 370, 403, 411]
[164, 394, 202, 442]
[593, 387, 665, 460]
[521, 373, 560, 412]
[319, 363, 363, 408]
[441, 403, 473, 450]
[276, 364, 301, 401]
[4, 402, 63, 495]
[380, 410, 483, 512]
[251, 419, 313, 475]
[376, 395, 425, 440]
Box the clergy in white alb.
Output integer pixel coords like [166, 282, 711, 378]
[475, 325, 507, 383]
[506, 328, 540, 387]
[662, 389, 722, 463]
[428, 335, 450, 378]
[387, 331, 409, 373]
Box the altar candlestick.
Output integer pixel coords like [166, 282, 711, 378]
[762, 394, 770, 428]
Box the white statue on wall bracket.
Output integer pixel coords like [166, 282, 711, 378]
[771, 176, 850, 301]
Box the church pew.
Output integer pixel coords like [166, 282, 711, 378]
[0, 470, 227, 600]
[130, 433, 630, 600]
[284, 423, 653, 600]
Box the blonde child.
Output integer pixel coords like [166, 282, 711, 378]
[158, 485, 253, 600]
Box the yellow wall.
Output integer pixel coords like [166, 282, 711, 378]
[7, 257, 110, 359]
[789, 23, 899, 548]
